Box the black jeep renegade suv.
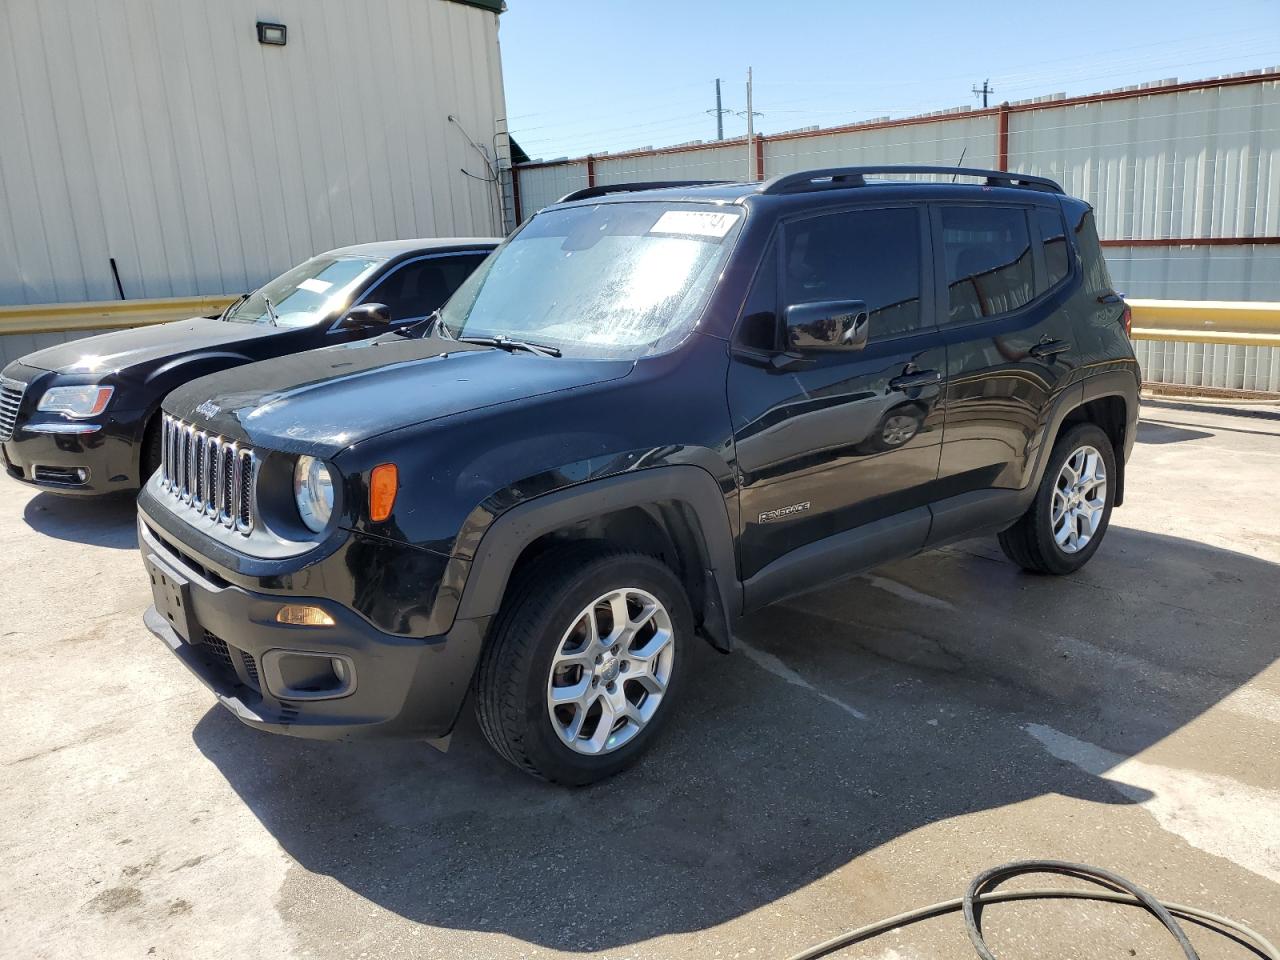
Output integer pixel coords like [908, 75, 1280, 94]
[137, 166, 1139, 784]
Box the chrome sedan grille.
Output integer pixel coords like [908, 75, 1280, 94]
[159, 414, 256, 533]
[0, 377, 24, 442]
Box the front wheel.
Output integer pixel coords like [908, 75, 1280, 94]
[141, 413, 163, 483]
[998, 423, 1117, 575]
[474, 546, 691, 785]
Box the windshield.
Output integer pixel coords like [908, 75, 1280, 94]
[437, 201, 742, 358]
[227, 255, 384, 327]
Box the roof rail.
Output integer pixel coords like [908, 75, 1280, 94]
[759, 166, 1064, 195]
[557, 180, 730, 203]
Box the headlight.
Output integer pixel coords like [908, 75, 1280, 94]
[293, 455, 335, 533]
[37, 385, 114, 419]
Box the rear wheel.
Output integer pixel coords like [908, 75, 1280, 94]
[998, 422, 1116, 575]
[474, 545, 691, 785]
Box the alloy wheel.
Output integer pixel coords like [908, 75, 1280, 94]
[881, 413, 918, 446]
[1052, 444, 1107, 554]
[546, 587, 676, 756]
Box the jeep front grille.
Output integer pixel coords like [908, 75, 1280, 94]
[0, 377, 24, 442]
[159, 414, 256, 533]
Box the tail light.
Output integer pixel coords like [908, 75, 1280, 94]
[1121, 302, 1132, 338]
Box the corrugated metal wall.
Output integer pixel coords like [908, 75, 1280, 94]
[0, 0, 508, 309]
[597, 142, 751, 184]
[764, 114, 1000, 176]
[515, 73, 1280, 392]
[1009, 82, 1280, 239]
[517, 160, 589, 217]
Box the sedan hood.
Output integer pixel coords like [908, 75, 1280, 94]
[163, 335, 635, 456]
[19, 316, 282, 375]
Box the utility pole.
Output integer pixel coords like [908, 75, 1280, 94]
[972, 79, 994, 109]
[706, 78, 729, 141]
[736, 72, 763, 180]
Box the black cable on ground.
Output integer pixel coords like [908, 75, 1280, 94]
[786, 859, 1278, 960]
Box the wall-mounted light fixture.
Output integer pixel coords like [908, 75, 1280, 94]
[256, 21, 287, 46]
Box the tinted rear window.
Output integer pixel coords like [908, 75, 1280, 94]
[1071, 207, 1115, 297]
[941, 206, 1034, 322]
[1038, 207, 1070, 291]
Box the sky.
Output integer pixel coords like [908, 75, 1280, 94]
[498, 0, 1280, 161]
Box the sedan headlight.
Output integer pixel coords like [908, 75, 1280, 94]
[293, 455, 335, 533]
[37, 385, 114, 419]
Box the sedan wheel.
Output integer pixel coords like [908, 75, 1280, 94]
[881, 413, 919, 447]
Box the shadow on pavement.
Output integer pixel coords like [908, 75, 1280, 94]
[1136, 421, 1213, 444]
[22, 491, 137, 549]
[192, 526, 1278, 952]
[1143, 398, 1280, 422]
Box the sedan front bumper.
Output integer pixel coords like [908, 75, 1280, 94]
[2, 422, 140, 495]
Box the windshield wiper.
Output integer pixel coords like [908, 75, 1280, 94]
[220, 293, 249, 321]
[458, 334, 561, 358]
[262, 296, 279, 327]
[398, 308, 443, 339]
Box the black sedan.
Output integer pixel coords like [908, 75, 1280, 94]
[0, 237, 497, 496]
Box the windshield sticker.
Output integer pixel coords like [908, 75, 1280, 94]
[297, 277, 333, 293]
[649, 210, 739, 239]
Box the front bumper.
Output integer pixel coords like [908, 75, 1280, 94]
[138, 517, 488, 741]
[3, 420, 142, 495]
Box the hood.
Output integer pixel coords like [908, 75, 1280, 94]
[163, 335, 635, 456]
[20, 316, 283, 375]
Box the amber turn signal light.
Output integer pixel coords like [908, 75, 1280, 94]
[370, 463, 398, 522]
[275, 604, 336, 627]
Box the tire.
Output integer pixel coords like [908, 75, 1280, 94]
[862, 403, 925, 453]
[141, 413, 163, 483]
[997, 422, 1117, 575]
[474, 544, 692, 785]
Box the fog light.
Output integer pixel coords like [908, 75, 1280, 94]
[275, 604, 336, 627]
[261, 650, 356, 701]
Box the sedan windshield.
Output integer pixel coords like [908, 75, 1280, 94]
[227, 255, 383, 327]
[437, 201, 742, 358]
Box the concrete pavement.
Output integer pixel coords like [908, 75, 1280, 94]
[1, 398, 1278, 959]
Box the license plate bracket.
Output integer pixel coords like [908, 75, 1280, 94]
[146, 552, 200, 644]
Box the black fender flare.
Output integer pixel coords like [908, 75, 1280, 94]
[449, 465, 742, 649]
[1022, 369, 1138, 496]
[1079, 367, 1141, 505]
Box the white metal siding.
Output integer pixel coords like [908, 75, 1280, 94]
[597, 143, 751, 184]
[764, 114, 999, 176]
[516, 161, 589, 218]
[1008, 81, 1280, 241]
[1134, 341, 1280, 393]
[0, 0, 507, 307]
[1104, 243, 1280, 300]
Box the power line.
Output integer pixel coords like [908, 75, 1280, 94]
[972, 79, 994, 108]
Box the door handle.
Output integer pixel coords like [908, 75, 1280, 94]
[888, 369, 942, 391]
[1029, 338, 1071, 358]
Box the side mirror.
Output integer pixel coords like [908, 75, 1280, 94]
[784, 300, 870, 353]
[340, 302, 391, 330]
